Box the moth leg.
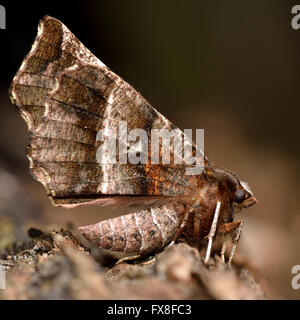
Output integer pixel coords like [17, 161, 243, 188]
[228, 221, 244, 266]
[218, 220, 243, 266]
[204, 201, 221, 264]
[138, 256, 156, 266]
[115, 252, 158, 266]
[140, 240, 177, 266]
[221, 234, 230, 264]
[115, 253, 142, 265]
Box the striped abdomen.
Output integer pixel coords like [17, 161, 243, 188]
[79, 204, 185, 254]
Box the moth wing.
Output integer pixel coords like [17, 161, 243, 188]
[10, 16, 208, 208]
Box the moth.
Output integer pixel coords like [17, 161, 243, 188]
[9, 16, 257, 265]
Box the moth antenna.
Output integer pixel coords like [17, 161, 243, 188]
[204, 165, 240, 186]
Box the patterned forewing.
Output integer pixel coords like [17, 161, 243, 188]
[10, 16, 205, 207]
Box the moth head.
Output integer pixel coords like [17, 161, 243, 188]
[205, 166, 257, 213]
[233, 180, 257, 213]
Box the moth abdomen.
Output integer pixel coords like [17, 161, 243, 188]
[79, 205, 184, 254]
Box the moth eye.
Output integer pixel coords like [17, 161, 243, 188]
[234, 189, 245, 203]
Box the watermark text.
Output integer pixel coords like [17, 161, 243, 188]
[291, 5, 300, 30]
[96, 121, 205, 175]
[0, 5, 5, 29]
[0, 265, 5, 289]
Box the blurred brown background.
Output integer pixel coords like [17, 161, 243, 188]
[0, 0, 299, 299]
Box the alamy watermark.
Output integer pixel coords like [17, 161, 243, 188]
[291, 265, 300, 290]
[0, 265, 5, 289]
[96, 121, 205, 175]
[291, 5, 300, 30]
[0, 5, 5, 29]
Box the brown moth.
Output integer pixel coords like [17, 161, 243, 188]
[9, 16, 257, 265]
